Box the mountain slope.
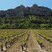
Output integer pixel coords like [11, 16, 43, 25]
[0, 4, 52, 18]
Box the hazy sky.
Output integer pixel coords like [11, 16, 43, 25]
[0, 0, 52, 10]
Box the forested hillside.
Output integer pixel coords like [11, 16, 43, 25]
[0, 4, 52, 29]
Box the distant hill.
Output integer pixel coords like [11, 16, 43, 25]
[0, 4, 52, 29]
[0, 4, 52, 18]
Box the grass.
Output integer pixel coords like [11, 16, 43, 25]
[0, 29, 28, 48]
[0, 29, 52, 52]
[33, 29, 52, 42]
[33, 29, 52, 52]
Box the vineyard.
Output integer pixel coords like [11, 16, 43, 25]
[0, 29, 52, 52]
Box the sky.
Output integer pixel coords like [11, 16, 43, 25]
[0, 0, 52, 10]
